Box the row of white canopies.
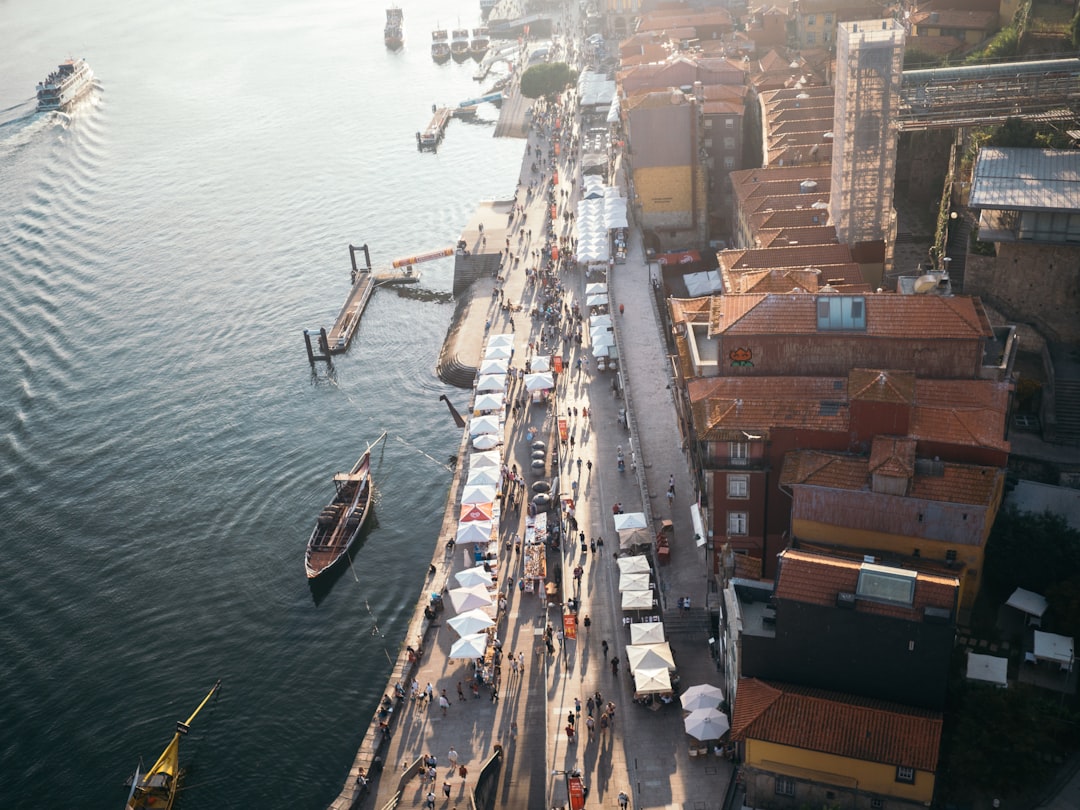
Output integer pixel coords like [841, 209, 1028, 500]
[575, 178, 628, 264]
[471, 334, 554, 449]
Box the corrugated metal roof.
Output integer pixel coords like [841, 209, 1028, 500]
[969, 147, 1080, 212]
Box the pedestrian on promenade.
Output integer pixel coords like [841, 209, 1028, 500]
[565, 723, 576, 743]
[611, 657, 619, 675]
[439, 693, 450, 716]
[586, 695, 595, 716]
[667, 488, 674, 506]
[425, 791, 436, 809]
[574, 697, 581, 716]
[471, 681, 480, 699]
[583, 614, 591, 633]
[448, 747, 459, 770]
[618, 790, 630, 808]
[425, 683, 434, 704]
[518, 651, 525, 673]
[586, 715, 595, 740]
[443, 780, 452, 799]
[601, 639, 609, 658]
[599, 712, 610, 733]
[586, 459, 592, 473]
[458, 764, 468, 781]
[511, 719, 518, 738]
[668, 474, 675, 493]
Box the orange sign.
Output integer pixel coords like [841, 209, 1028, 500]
[553, 355, 563, 373]
[563, 613, 577, 640]
[558, 417, 568, 441]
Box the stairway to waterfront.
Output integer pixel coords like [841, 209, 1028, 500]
[662, 606, 714, 636]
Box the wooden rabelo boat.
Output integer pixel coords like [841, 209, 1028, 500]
[304, 435, 383, 579]
[124, 680, 221, 810]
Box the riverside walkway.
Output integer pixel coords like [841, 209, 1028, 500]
[330, 22, 732, 810]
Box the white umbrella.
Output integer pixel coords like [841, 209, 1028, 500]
[447, 585, 494, 613]
[476, 374, 506, 392]
[586, 283, 607, 295]
[630, 622, 666, 645]
[619, 571, 651, 592]
[614, 513, 648, 531]
[627, 643, 676, 671]
[684, 708, 730, 741]
[587, 294, 608, 307]
[470, 415, 502, 436]
[472, 434, 501, 450]
[447, 608, 495, 637]
[469, 450, 501, 469]
[524, 372, 555, 392]
[455, 566, 494, 588]
[473, 392, 505, 412]
[455, 520, 493, 544]
[617, 555, 651, 574]
[591, 315, 612, 328]
[461, 484, 497, 504]
[592, 344, 611, 358]
[530, 355, 551, 373]
[466, 467, 501, 487]
[487, 333, 514, 348]
[479, 358, 509, 375]
[621, 589, 654, 610]
[633, 666, 672, 695]
[618, 526, 653, 549]
[680, 684, 725, 712]
[450, 632, 490, 660]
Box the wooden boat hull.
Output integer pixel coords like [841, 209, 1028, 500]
[304, 450, 373, 579]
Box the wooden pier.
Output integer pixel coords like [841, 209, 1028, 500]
[304, 244, 444, 364]
[417, 106, 452, 149]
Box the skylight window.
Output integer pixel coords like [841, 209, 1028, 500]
[817, 296, 866, 331]
[856, 563, 916, 604]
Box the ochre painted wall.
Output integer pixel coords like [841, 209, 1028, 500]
[745, 739, 935, 802]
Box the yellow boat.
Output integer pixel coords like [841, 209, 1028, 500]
[125, 680, 221, 810]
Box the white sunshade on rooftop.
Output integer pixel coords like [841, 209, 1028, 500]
[590, 314, 612, 328]
[587, 294, 608, 307]
[455, 520, 494, 544]
[966, 651, 1008, 687]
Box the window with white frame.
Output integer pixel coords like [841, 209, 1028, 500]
[723, 156, 735, 169]
[729, 441, 748, 465]
[728, 511, 748, 535]
[775, 776, 795, 796]
[727, 474, 749, 498]
[725, 118, 734, 128]
[896, 766, 915, 784]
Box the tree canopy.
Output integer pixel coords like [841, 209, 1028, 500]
[520, 62, 577, 101]
[983, 505, 1080, 602]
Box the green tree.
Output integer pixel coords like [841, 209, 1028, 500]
[520, 62, 577, 101]
[983, 506, 1080, 602]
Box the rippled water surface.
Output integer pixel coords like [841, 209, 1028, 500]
[0, 0, 522, 805]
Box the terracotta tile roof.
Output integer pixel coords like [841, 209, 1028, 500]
[687, 376, 850, 439]
[781, 449, 1003, 506]
[707, 293, 994, 340]
[912, 379, 1011, 453]
[757, 49, 790, 72]
[766, 144, 832, 168]
[732, 678, 943, 772]
[721, 263, 867, 295]
[636, 8, 736, 31]
[669, 296, 713, 323]
[703, 99, 746, 116]
[910, 8, 997, 28]
[750, 207, 831, 232]
[741, 193, 831, 219]
[869, 435, 916, 478]
[731, 163, 833, 193]
[773, 547, 959, 618]
[718, 245, 855, 276]
[755, 225, 839, 248]
[849, 369, 916, 404]
[702, 84, 749, 102]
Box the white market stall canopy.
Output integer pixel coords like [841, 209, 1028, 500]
[1033, 630, 1075, 668]
[466, 467, 501, 487]
[479, 357, 509, 376]
[470, 450, 502, 469]
[613, 512, 648, 531]
[627, 642, 676, 672]
[447, 607, 495, 637]
[617, 555, 651, 575]
[470, 415, 502, 436]
[619, 571, 651, 592]
[447, 586, 494, 613]
[586, 283, 607, 296]
[484, 344, 512, 360]
[476, 374, 506, 392]
[472, 434, 501, 450]
[487, 333, 514, 348]
[524, 372, 555, 392]
[630, 621, 666, 645]
[461, 484, 497, 504]
[586, 294, 608, 307]
[454, 565, 494, 588]
[455, 520, 493, 544]
[1006, 587, 1049, 618]
[473, 392, 505, 412]
[633, 666, 672, 695]
[621, 589, 654, 610]
[577, 70, 616, 109]
[530, 355, 551, 373]
[450, 632, 490, 660]
[966, 651, 1008, 687]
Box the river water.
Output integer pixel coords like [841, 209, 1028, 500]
[0, 0, 524, 805]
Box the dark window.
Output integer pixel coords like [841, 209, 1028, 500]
[896, 766, 915, 784]
[776, 776, 796, 796]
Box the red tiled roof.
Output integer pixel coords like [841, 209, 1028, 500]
[732, 678, 943, 771]
[780, 449, 1003, 506]
[687, 376, 851, 438]
[719, 244, 854, 274]
[721, 263, 867, 295]
[755, 225, 839, 248]
[849, 368, 916, 404]
[707, 293, 994, 340]
[773, 547, 959, 618]
[869, 435, 916, 478]
[912, 379, 1011, 453]
[910, 8, 997, 28]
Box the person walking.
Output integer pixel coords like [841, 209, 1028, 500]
[439, 693, 451, 716]
[618, 790, 630, 808]
[447, 747, 459, 771]
[601, 639, 609, 658]
[458, 764, 468, 781]
[586, 695, 595, 716]
[457, 681, 466, 701]
[586, 715, 596, 740]
[443, 781, 452, 799]
[425, 791, 436, 809]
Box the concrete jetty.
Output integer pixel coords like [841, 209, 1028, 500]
[418, 107, 452, 150]
[328, 8, 733, 810]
